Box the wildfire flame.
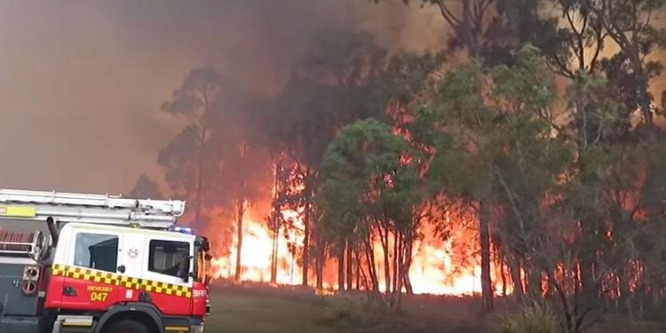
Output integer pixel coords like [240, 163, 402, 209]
[210, 209, 305, 285]
[208, 206, 508, 296]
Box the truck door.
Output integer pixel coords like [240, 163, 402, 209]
[60, 230, 121, 311]
[141, 237, 193, 316]
[116, 232, 145, 303]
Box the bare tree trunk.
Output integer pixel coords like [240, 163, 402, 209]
[403, 238, 414, 295]
[356, 250, 370, 292]
[393, 231, 400, 293]
[355, 251, 361, 290]
[194, 128, 207, 223]
[579, 258, 595, 299]
[338, 242, 346, 291]
[619, 267, 632, 316]
[508, 254, 524, 302]
[392, 233, 409, 312]
[315, 237, 325, 290]
[234, 200, 246, 282]
[302, 197, 311, 287]
[500, 257, 507, 297]
[380, 227, 391, 293]
[270, 163, 280, 284]
[527, 267, 542, 300]
[270, 223, 279, 284]
[365, 236, 379, 292]
[480, 200, 494, 310]
[346, 243, 353, 290]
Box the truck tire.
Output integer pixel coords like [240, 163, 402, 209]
[104, 320, 149, 333]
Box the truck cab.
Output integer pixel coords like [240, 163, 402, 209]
[0, 189, 211, 333]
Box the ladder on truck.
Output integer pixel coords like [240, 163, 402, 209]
[0, 189, 185, 230]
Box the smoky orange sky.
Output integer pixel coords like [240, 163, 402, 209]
[0, 1, 444, 195]
[2, 1, 659, 197]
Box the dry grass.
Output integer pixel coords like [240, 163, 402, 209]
[204, 284, 666, 333]
[496, 302, 558, 333]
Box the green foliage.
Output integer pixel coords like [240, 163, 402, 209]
[416, 45, 571, 211]
[318, 118, 424, 244]
[492, 45, 556, 111]
[497, 303, 559, 333]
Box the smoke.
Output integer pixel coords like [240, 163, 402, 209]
[0, 0, 444, 195]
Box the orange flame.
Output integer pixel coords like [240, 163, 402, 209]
[208, 206, 509, 296]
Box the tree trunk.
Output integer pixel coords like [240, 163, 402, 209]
[365, 236, 379, 292]
[507, 254, 524, 302]
[270, 161, 282, 284]
[619, 267, 632, 315]
[579, 257, 595, 299]
[338, 242, 346, 291]
[392, 234, 409, 312]
[270, 224, 279, 284]
[500, 258, 507, 297]
[380, 227, 391, 293]
[234, 200, 246, 282]
[393, 232, 400, 293]
[403, 239, 414, 295]
[302, 197, 311, 287]
[317, 237, 326, 290]
[194, 128, 207, 223]
[527, 267, 542, 300]
[355, 251, 361, 290]
[316, 237, 325, 290]
[626, 43, 653, 129]
[346, 243, 353, 290]
[480, 200, 494, 311]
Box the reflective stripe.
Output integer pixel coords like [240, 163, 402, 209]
[0, 205, 36, 217]
[51, 264, 192, 298]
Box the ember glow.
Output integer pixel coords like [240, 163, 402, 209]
[209, 206, 508, 296]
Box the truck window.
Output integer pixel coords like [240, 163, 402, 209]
[74, 233, 118, 272]
[148, 240, 189, 278]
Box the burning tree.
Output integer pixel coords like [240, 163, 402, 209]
[318, 118, 428, 311]
[159, 66, 270, 281]
[409, 45, 572, 322]
[265, 27, 392, 288]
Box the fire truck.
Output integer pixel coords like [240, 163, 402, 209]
[0, 189, 211, 333]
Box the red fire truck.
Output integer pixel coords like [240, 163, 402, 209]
[0, 189, 211, 333]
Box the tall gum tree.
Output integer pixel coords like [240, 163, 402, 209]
[159, 67, 223, 223]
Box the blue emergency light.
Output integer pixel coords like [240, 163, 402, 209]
[169, 226, 193, 234]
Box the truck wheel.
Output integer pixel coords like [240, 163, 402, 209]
[104, 319, 149, 333]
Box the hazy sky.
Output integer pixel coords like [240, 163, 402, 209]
[0, 1, 444, 195]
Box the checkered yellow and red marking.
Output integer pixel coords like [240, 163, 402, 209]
[51, 264, 192, 298]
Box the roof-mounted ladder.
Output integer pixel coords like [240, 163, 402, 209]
[0, 189, 185, 230]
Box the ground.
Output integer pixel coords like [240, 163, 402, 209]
[206, 284, 487, 333]
[205, 284, 666, 333]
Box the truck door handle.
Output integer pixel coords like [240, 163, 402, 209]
[117, 265, 126, 273]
